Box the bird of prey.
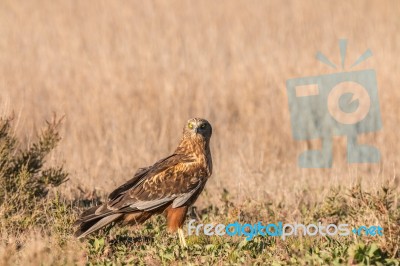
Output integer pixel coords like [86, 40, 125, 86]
[74, 118, 212, 247]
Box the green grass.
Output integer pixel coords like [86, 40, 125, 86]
[67, 184, 400, 265]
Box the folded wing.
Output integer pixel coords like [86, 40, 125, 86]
[107, 153, 206, 212]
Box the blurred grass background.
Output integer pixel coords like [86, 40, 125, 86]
[0, 0, 400, 264]
[0, 0, 399, 207]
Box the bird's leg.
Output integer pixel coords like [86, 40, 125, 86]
[165, 206, 188, 248]
[177, 228, 187, 248]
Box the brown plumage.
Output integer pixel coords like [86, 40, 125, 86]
[74, 118, 212, 243]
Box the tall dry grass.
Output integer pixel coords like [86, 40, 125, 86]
[0, 0, 398, 222]
[0, 0, 399, 264]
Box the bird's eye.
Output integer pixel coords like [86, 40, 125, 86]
[200, 124, 206, 129]
[188, 123, 193, 129]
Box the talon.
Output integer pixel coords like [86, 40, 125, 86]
[178, 228, 187, 248]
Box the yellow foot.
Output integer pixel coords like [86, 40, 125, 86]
[177, 228, 187, 248]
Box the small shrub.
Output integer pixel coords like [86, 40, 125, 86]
[0, 115, 68, 233]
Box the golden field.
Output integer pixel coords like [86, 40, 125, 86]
[0, 0, 399, 264]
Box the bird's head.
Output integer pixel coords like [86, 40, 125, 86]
[183, 118, 212, 141]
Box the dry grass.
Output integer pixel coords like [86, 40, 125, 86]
[0, 0, 399, 264]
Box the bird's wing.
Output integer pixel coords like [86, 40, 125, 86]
[108, 154, 178, 201]
[106, 153, 206, 212]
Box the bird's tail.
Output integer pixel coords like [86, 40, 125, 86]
[74, 205, 123, 239]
